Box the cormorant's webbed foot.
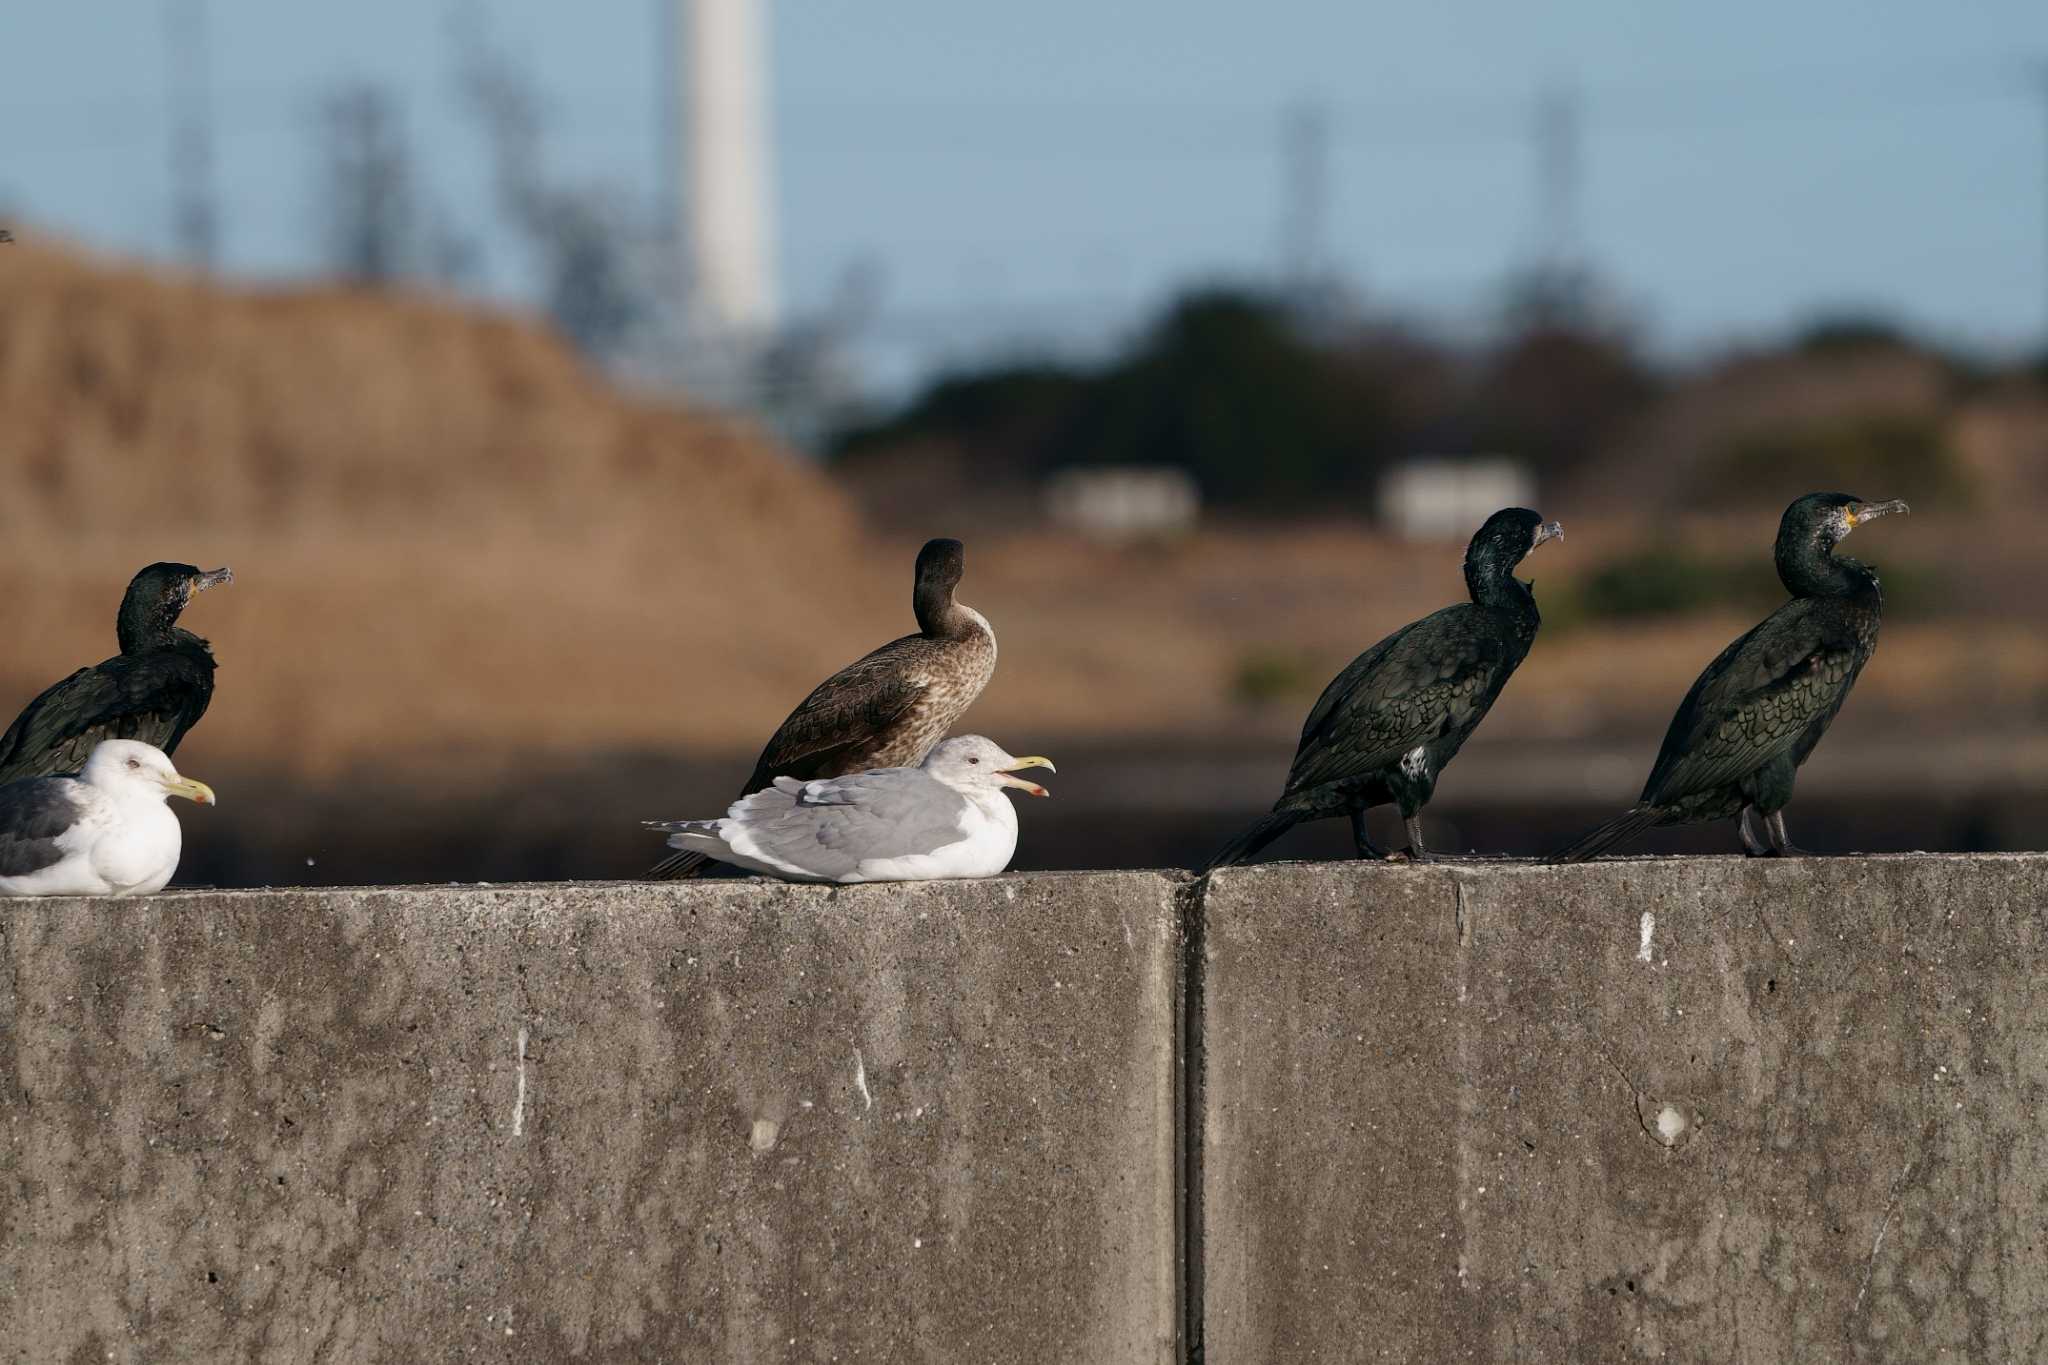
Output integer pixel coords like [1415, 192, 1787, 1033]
[1762, 809, 1810, 858]
[1738, 808, 1770, 858]
[1348, 801, 1385, 860]
[1391, 814, 1443, 863]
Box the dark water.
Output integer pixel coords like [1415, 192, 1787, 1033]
[171, 740, 2037, 889]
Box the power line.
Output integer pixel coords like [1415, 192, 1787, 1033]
[2037, 59, 2048, 347]
[1278, 98, 1332, 301]
[654, 0, 680, 257]
[1533, 81, 1583, 276]
[164, 0, 218, 270]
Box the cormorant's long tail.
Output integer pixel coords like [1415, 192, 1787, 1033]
[1205, 812, 1302, 871]
[1547, 806, 1664, 864]
[649, 848, 713, 880]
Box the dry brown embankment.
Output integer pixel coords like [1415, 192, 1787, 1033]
[1, 233, 2043, 801]
[0, 234, 889, 775]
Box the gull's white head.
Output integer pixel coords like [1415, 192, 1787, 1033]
[922, 735, 1056, 798]
[80, 740, 217, 806]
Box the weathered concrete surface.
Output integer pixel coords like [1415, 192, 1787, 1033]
[0, 873, 1186, 1364]
[1201, 855, 2048, 1363]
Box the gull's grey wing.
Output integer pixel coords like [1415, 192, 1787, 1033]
[0, 777, 90, 878]
[727, 768, 973, 880]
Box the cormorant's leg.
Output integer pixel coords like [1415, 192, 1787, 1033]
[1762, 809, 1807, 857]
[1400, 812, 1441, 863]
[1737, 807, 1769, 858]
[1346, 798, 1385, 860]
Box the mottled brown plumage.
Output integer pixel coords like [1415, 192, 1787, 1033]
[651, 538, 996, 878]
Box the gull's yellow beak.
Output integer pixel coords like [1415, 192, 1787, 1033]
[165, 775, 216, 807]
[996, 755, 1055, 798]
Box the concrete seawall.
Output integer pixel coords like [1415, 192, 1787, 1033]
[1, 876, 1186, 1363]
[5, 856, 2046, 1362]
[1202, 855, 2048, 1363]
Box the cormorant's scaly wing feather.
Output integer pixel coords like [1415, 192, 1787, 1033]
[736, 635, 930, 794]
[1641, 598, 1863, 805]
[1294, 621, 1418, 747]
[1283, 607, 1512, 796]
[0, 652, 213, 785]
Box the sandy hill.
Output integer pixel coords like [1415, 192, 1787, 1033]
[1, 233, 2039, 802]
[0, 233, 884, 775]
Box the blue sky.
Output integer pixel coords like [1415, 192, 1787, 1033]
[3, 1, 2046, 378]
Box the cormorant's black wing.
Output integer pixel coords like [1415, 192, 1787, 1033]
[737, 635, 929, 794]
[1283, 606, 1513, 796]
[0, 650, 214, 784]
[1641, 597, 1863, 805]
[0, 777, 89, 878]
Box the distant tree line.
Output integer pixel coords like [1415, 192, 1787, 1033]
[828, 284, 1656, 513]
[826, 280, 2004, 520]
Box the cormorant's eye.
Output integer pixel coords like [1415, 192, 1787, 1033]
[127, 758, 140, 769]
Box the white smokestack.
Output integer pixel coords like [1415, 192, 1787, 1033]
[683, 0, 778, 338]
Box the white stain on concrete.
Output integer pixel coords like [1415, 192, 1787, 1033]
[1655, 1104, 1688, 1145]
[1637, 912, 1656, 964]
[854, 1047, 873, 1112]
[511, 1026, 529, 1137]
[750, 1117, 781, 1153]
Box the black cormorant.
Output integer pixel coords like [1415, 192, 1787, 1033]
[652, 537, 997, 878]
[1208, 507, 1563, 867]
[1549, 491, 1907, 862]
[0, 563, 233, 786]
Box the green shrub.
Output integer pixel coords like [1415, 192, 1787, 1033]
[1703, 415, 1967, 504]
[1572, 547, 1944, 622]
[1230, 648, 1325, 707]
[1574, 550, 1768, 620]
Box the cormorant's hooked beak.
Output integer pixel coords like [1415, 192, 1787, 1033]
[1532, 521, 1564, 551]
[192, 567, 234, 592]
[1846, 500, 1908, 529]
[164, 775, 216, 806]
[996, 755, 1056, 798]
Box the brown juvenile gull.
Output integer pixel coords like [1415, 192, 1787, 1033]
[646, 736, 1052, 884]
[652, 537, 997, 878]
